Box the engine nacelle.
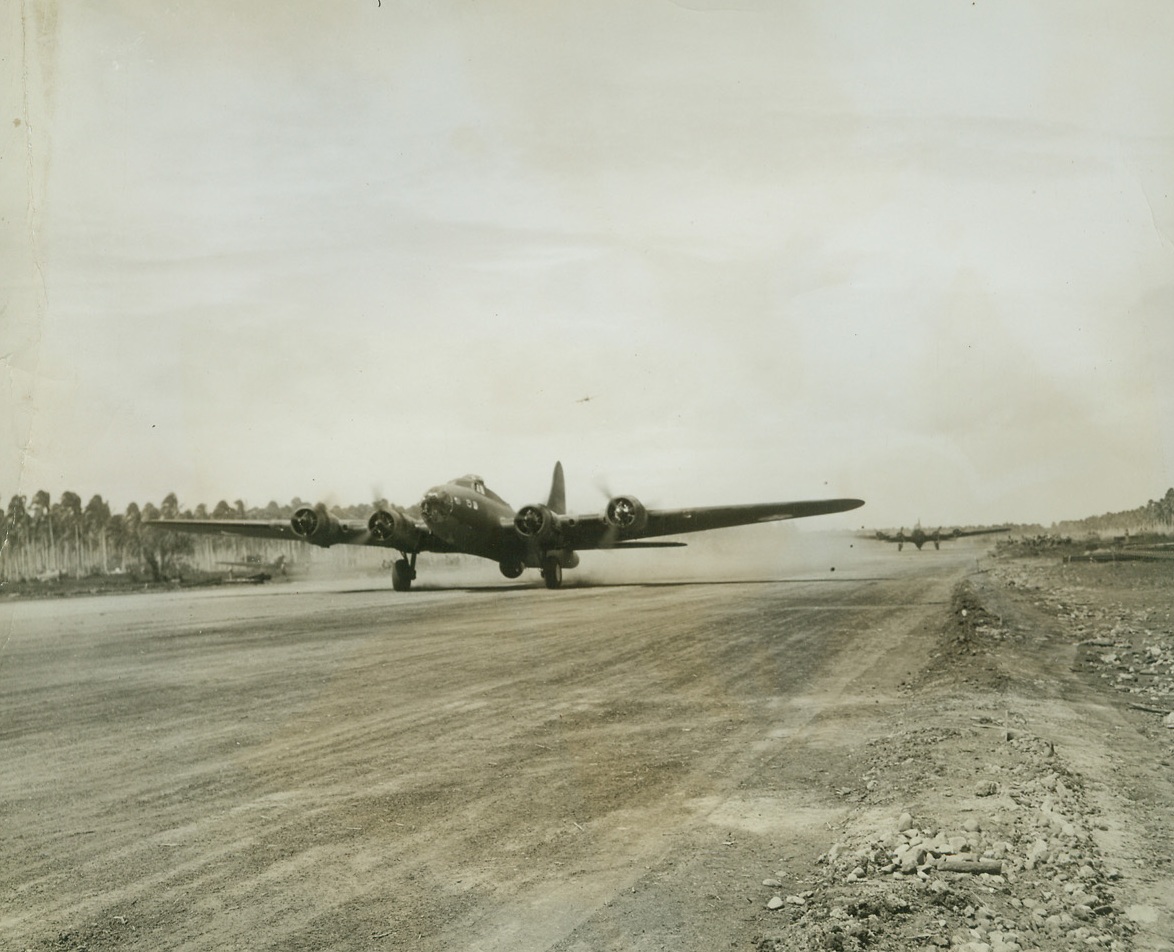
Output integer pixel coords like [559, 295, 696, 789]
[604, 495, 648, 533]
[514, 504, 561, 544]
[367, 508, 421, 549]
[291, 504, 343, 547]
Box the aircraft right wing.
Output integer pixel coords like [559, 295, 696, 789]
[520, 497, 865, 551]
[949, 526, 1011, 539]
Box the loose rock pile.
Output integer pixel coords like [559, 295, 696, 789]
[755, 728, 1134, 951]
[1080, 618, 1174, 717]
[753, 574, 1142, 952]
[999, 561, 1174, 717]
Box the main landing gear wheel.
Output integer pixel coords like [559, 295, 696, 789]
[541, 557, 563, 590]
[391, 558, 415, 592]
[499, 559, 524, 580]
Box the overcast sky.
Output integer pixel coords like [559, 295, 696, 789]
[3, 0, 1172, 529]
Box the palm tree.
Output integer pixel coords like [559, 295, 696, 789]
[123, 502, 143, 569]
[3, 495, 30, 579]
[139, 503, 163, 580]
[0, 497, 7, 577]
[106, 512, 127, 572]
[59, 492, 83, 576]
[84, 494, 112, 573]
[30, 490, 53, 572]
[142, 498, 193, 577]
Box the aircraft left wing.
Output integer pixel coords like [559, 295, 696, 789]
[517, 497, 864, 551]
[950, 526, 1011, 539]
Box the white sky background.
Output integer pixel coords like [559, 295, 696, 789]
[3, 0, 1172, 528]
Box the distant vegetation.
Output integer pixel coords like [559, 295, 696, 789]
[1049, 487, 1174, 536]
[996, 488, 1174, 559]
[0, 491, 382, 585]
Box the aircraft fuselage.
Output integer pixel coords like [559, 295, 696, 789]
[419, 478, 519, 562]
[418, 476, 578, 574]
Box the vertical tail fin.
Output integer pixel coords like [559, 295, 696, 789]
[547, 461, 566, 514]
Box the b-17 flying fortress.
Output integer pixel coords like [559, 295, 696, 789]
[147, 462, 864, 590]
[869, 523, 1011, 551]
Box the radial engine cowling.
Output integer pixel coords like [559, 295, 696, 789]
[291, 504, 343, 547]
[514, 504, 561, 544]
[367, 508, 420, 549]
[604, 495, 648, 533]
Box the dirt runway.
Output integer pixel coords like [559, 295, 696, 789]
[1, 547, 968, 951]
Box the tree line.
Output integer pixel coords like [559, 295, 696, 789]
[1053, 487, 1174, 536]
[0, 492, 381, 582]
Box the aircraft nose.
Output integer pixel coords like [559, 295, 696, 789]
[421, 490, 453, 523]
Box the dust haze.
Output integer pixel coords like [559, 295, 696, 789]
[277, 525, 890, 593]
[565, 526, 868, 588]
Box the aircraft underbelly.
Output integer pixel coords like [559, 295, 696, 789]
[428, 517, 512, 562]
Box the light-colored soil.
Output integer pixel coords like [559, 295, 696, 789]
[755, 554, 1174, 952]
[1, 546, 1171, 951]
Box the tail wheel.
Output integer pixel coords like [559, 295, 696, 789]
[391, 558, 414, 592]
[541, 557, 563, 590]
